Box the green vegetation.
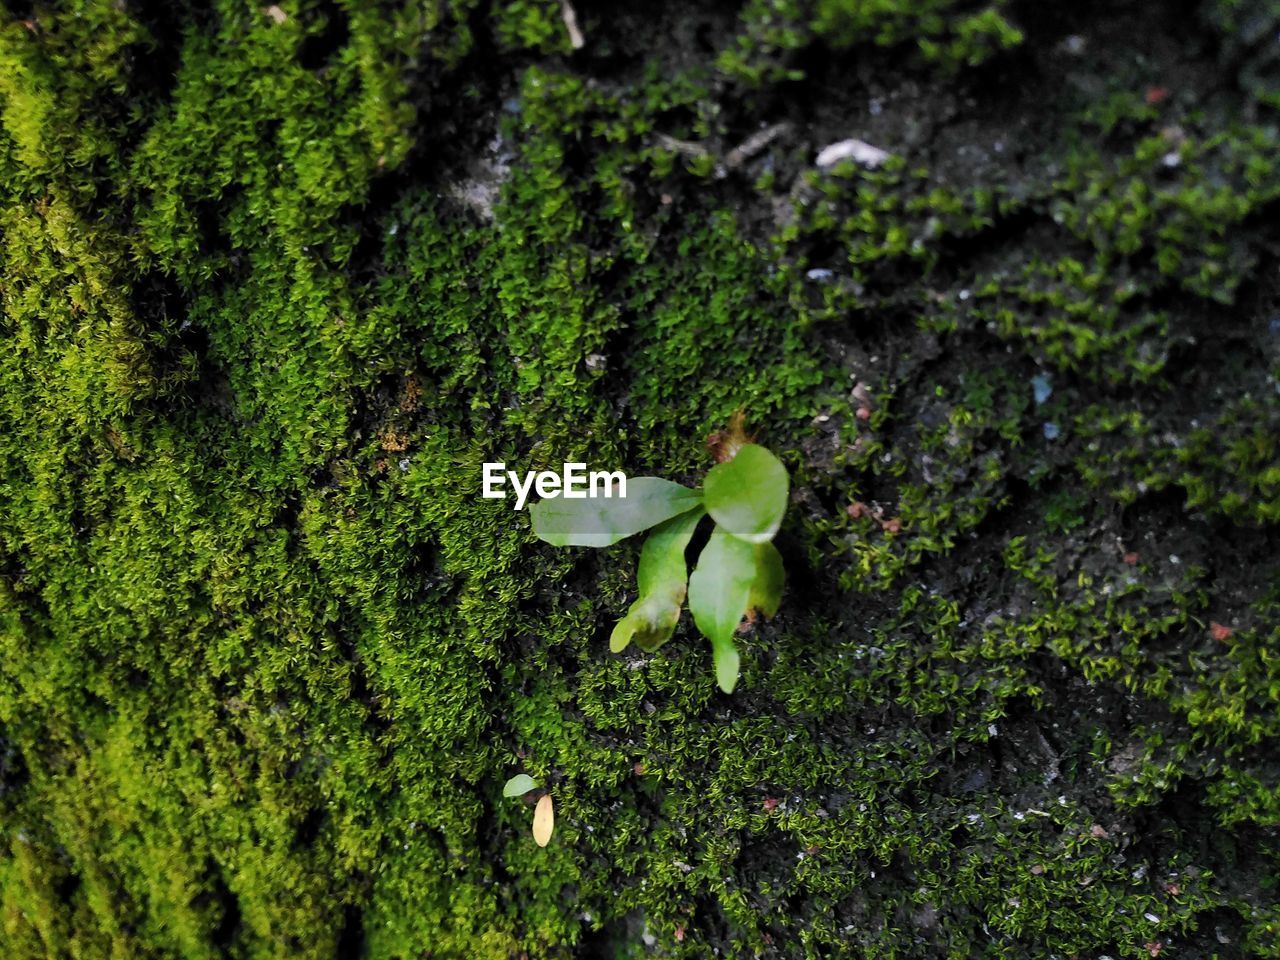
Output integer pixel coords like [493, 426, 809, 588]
[532, 430, 789, 692]
[1, 0, 1278, 958]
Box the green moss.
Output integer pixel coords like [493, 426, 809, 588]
[2, 0, 1280, 958]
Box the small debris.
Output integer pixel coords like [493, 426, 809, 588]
[816, 138, 891, 170]
[1031, 374, 1053, 405]
[1061, 34, 1086, 55]
[560, 0, 585, 49]
[633, 761, 646, 776]
[585, 352, 607, 372]
[725, 122, 791, 170]
[1210, 622, 1234, 642]
[1030, 864, 1045, 875]
[1145, 942, 1163, 958]
[847, 502, 868, 519]
[532, 794, 555, 847]
[1164, 881, 1181, 896]
[1090, 824, 1110, 839]
[1043, 422, 1061, 440]
[806, 268, 835, 282]
[856, 406, 872, 421]
[1145, 86, 1169, 105]
[880, 517, 902, 534]
[1123, 552, 1140, 565]
[654, 133, 708, 160]
[264, 4, 287, 24]
[674, 926, 686, 943]
[763, 797, 780, 812]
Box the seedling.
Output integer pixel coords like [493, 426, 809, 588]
[503, 774, 554, 846]
[529, 421, 788, 692]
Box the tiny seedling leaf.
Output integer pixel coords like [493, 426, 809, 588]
[702, 444, 789, 544]
[532, 793, 554, 846]
[688, 527, 757, 693]
[530, 477, 702, 547]
[611, 508, 704, 653]
[748, 542, 785, 618]
[502, 774, 538, 798]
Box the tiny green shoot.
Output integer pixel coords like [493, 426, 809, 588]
[529, 422, 788, 692]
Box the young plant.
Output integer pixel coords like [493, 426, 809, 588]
[529, 422, 788, 692]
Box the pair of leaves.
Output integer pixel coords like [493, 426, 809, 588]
[503, 774, 554, 846]
[529, 444, 789, 693]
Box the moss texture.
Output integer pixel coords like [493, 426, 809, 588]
[1, 0, 1279, 957]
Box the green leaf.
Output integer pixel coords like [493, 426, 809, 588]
[710, 634, 741, 695]
[610, 595, 680, 653]
[702, 444, 789, 544]
[636, 508, 703, 595]
[503, 774, 539, 798]
[530, 477, 702, 547]
[748, 542, 785, 618]
[610, 508, 704, 653]
[688, 527, 757, 693]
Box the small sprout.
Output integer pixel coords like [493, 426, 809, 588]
[530, 420, 789, 693]
[532, 794, 555, 847]
[503, 774, 539, 798]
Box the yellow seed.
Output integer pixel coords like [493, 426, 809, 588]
[532, 794, 554, 847]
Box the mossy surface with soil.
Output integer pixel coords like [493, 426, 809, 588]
[1, 0, 1279, 957]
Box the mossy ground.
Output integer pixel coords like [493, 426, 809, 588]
[1, 0, 1279, 957]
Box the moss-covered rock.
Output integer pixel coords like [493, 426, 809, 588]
[1, 0, 1279, 957]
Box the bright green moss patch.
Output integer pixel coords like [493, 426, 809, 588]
[2, 1, 1280, 958]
